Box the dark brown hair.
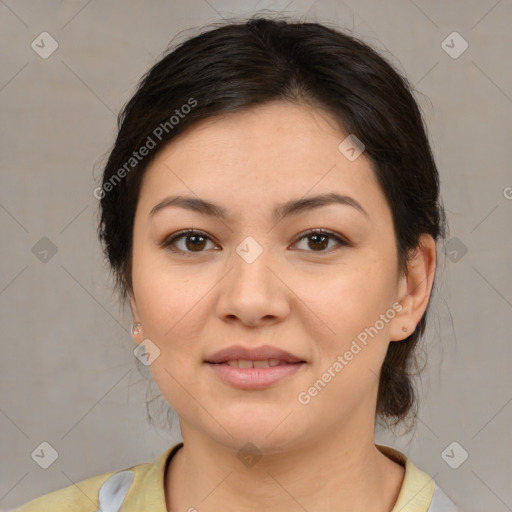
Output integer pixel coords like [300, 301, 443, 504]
[97, 15, 446, 430]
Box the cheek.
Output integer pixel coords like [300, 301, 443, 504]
[137, 268, 209, 411]
[132, 246, 209, 342]
[294, 264, 396, 413]
[303, 253, 397, 340]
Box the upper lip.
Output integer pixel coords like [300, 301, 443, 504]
[205, 345, 306, 364]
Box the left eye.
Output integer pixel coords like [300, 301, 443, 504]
[162, 228, 348, 255]
[293, 229, 348, 252]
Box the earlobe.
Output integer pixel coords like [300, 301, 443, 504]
[389, 234, 437, 342]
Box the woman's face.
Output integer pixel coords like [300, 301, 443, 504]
[129, 100, 414, 452]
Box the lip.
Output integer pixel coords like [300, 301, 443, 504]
[204, 344, 307, 390]
[206, 362, 305, 390]
[205, 344, 305, 364]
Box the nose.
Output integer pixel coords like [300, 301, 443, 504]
[215, 243, 290, 327]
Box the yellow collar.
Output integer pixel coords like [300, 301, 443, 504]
[377, 444, 436, 511]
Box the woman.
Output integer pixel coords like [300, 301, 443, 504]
[15, 15, 460, 512]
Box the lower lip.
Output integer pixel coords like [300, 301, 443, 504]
[205, 362, 305, 390]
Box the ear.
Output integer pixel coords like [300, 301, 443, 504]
[128, 291, 144, 344]
[389, 234, 437, 342]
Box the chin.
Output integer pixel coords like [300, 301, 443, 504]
[208, 419, 302, 454]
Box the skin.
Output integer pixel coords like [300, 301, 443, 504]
[128, 100, 436, 512]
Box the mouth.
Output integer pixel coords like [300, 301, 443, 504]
[204, 344, 307, 389]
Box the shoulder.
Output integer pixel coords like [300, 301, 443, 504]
[13, 469, 121, 511]
[13, 443, 183, 512]
[376, 444, 462, 512]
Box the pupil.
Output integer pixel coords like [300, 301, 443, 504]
[310, 234, 328, 250]
[186, 235, 206, 251]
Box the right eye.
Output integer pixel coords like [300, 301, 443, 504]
[162, 229, 219, 255]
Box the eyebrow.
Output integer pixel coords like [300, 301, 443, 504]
[149, 192, 369, 222]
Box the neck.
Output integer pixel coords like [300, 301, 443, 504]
[165, 418, 405, 512]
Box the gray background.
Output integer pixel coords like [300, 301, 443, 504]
[1, 1, 511, 510]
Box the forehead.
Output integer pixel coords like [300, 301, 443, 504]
[137, 101, 390, 224]
[155, 100, 352, 170]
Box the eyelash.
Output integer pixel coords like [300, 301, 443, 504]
[161, 228, 350, 256]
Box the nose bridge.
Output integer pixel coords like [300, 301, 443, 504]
[217, 235, 289, 324]
[231, 234, 275, 299]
